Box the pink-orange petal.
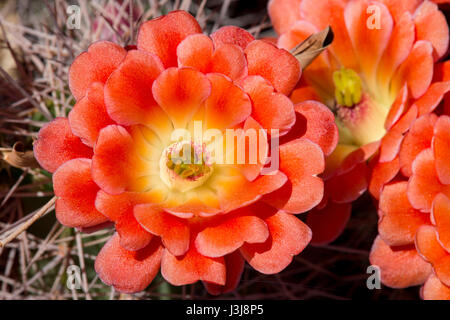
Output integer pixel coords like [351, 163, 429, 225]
[399, 114, 438, 177]
[69, 41, 126, 101]
[267, 0, 302, 34]
[384, 85, 408, 131]
[214, 170, 288, 214]
[408, 149, 450, 212]
[211, 44, 248, 80]
[152, 67, 211, 128]
[416, 82, 450, 116]
[104, 50, 169, 129]
[95, 191, 162, 251]
[294, 101, 339, 156]
[134, 205, 190, 257]
[245, 40, 301, 95]
[196, 213, 269, 258]
[368, 157, 400, 200]
[431, 194, 450, 252]
[91, 125, 142, 194]
[377, 13, 415, 88]
[204, 73, 252, 130]
[344, 0, 393, 82]
[210, 26, 254, 50]
[416, 225, 450, 286]
[433, 115, 450, 184]
[137, 10, 202, 68]
[203, 251, 245, 296]
[53, 159, 108, 228]
[378, 182, 430, 246]
[263, 138, 324, 213]
[34, 118, 93, 173]
[299, 0, 358, 70]
[161, 244, 226, 286]
[95, 233, 163, 293]
[177, 34, 214, 73]
[392, 40, 434, 99]
[369, 236, 432, 288]
[240, 211, 311, 274]
[115, 212, 154, 252]
[414, 1, 449, 60]
[422, 274, 450, 300]
[68, 82, 114, 147]
[239, 75, 296, 136]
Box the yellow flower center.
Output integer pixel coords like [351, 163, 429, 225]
[159, 141, 213, 192]
[333, 68, 363, 107]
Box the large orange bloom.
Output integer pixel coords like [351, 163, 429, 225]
[269, 0, 449, 244]
[368, 60, 450, 299]
[33, 11, 337, 294]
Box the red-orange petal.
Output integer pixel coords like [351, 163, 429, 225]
[369, 236, 432, 288]
[245, 40, 301, 95]
[422, 274, 450, 300]
[416, 225, 450, 286]
[95, 191, 162, 251]
[137, 10, 202, 68]
[378, 182, 430, 246]
[204, 73, 252, 130]
[416, 82, 450, 116]
[241, 211, 311, 274]
[92, 125, 142, 194]
[196, 213, 269, 258]
[392, 40, 434, 99]
[267, 0, 302, 34]
[263, 138, 324, 213]
[294, 101, 339, 156]
[377, 13, 415, 88]
[368, 157, 400, 200]
[239, 75, 296, 136]
[327, 162, 368, 203]
[213, 170, 288, 213]
[379, 129, 404, 163]
[95, 233, 163, 293]
[177, 34, 214, 73]
[203, 251, 245, 295]
[68, 82, 114, 147]
[344, 0, 393, 82]
[53, 159, 108, 228]
[384, 85, 408, 131]
[414, 1, 449, 60]
[399, 114, 437, 177]
[161, 244, 226, 286]
[408, 149, 450, 212]
[69, 41, 126, 101]
[307, 202, 351, 245]
[177, 34, 248, 80]
[34, 118, 93, 173]
[104, 50, 169, 130]
[433, 116, 450, 184]
[210, 26, 254, 50]
[300, 0, 358, 70]
[134, 205, 190, 257]
[211, 43, 248, 80]
[431, 194, 450, 252]
[152, 67, 211, 128]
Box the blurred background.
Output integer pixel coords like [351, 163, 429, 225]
[0, 0, 448, 300]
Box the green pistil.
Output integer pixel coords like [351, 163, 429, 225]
[333, 68, 363, 107]
[166, 144, 210, 179]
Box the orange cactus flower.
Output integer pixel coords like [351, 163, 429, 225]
[33, 11, 338, 294]
[269, 0, 450, 244]
[369, 99, 450, 299]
